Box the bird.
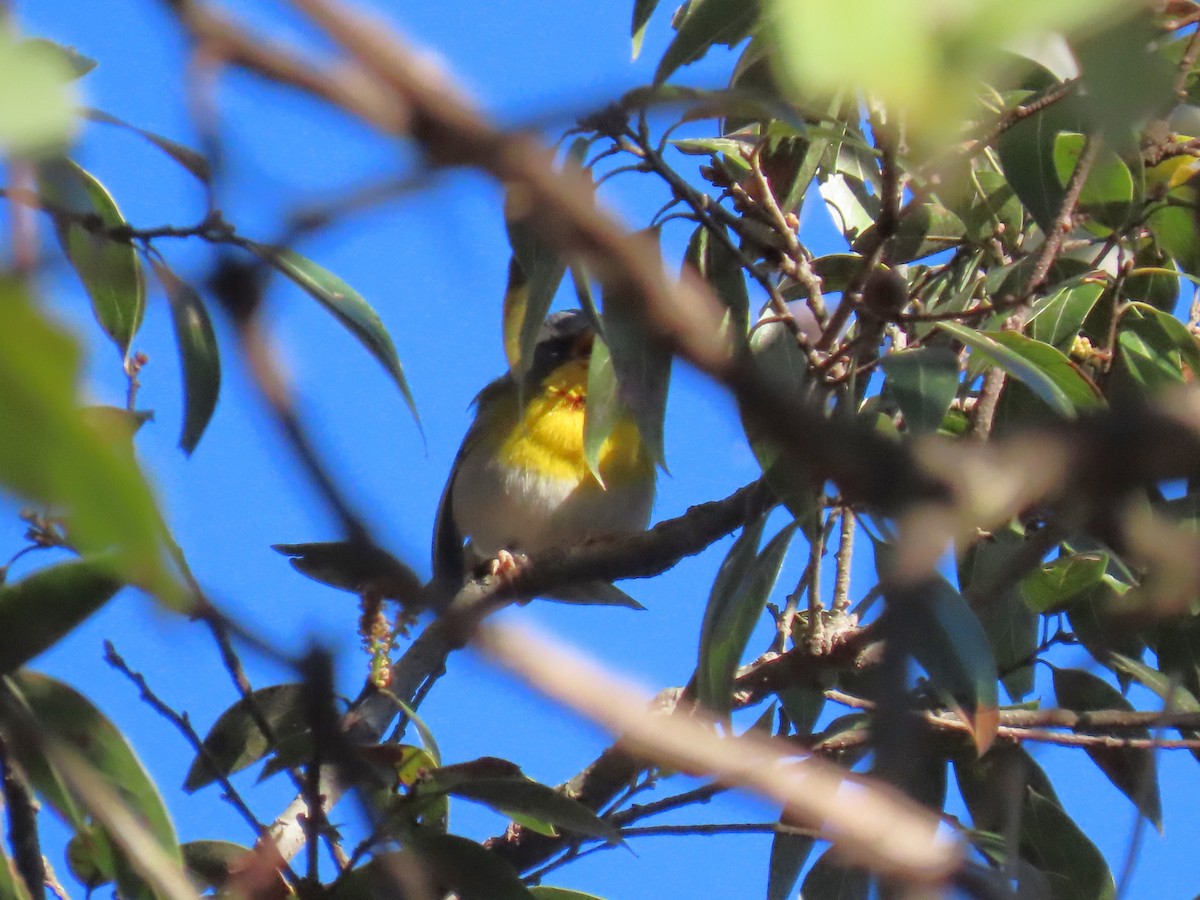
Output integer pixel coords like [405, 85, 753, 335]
[432, 310, 656, 594]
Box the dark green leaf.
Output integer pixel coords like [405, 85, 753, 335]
[997, 92, 1084, 233]
[600, 242, 671, 467]
[683, 222, 749, 336]
[36, 158, 145, 358]
[249, 243, 418, 425]
[1020, 788, 1116, 900]
[1027, 282, 1104, 348]
[697, 521, 796, 716]
[880, 347, 959, 435]
[151, 260, 221, 455]
[1114, 301, 1197, 394]
[0, 558, 122, 674]
[407, 832, 536, 900]
[83, 109, 211, 183]
[800, 848, 868, 900]
[1068, 584, 1145, 683]
[1074, 16, 1175, 146]
[767, 830, 815, 900]
[1052, 666, 1161, 828]
[955, 742, 1061, 835]
[959, 527, 1039, 701]
[777, 684, 826, 737]
[440, 777, 618, 842]
[654, 0, 760, 84]
[181, 840, 251, 892]
[184, 683, 309, 791]
[853, 200, 964, 263]
[901, 576, 1000, 751]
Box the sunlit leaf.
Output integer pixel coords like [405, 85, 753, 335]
[36, 158, 145, 358]
[1021, 552, 1110, 613]
[0, 33, 79, 156]
[1052, 133, 1133, 234]
[654, 0, 760, 84]
[0, 558, 122, 674]
[631, 0, 661, 58]
[249, 243, 418, 425]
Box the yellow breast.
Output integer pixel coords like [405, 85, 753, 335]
[495, 359, 651, 487]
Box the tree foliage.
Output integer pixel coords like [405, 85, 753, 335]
[5, 0, 1200, 898]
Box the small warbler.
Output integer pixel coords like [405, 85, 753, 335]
[433, 310, 656, 583]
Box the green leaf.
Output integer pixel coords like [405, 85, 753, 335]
[1052, 667, 1161, 828]
[2, 673, 181, 899]
[151, 260, 221, 455]
[438, 777, 618, 842]
[958, 527, 1039, 701]
[1052, 133, 1133, 233]
[36, 158, 145, 358]
[184, 684, 309, 791]
[583, 336, 622, 486]
[1026, 282, 1104, 348]
[938, 321, 1102, 417]
[22, 38, 97, 80]
[600, 244, 671, 468]
[530, 888, 607, 900]
[1110, 653, 1200, 712]
[654, 0, 760, 84]
[631, 0, 661, 58]
[998, 92, 1084, 233]
[1021, 552, 1110, 613]
[901, 576, 1000, 751]
[958, 168, 1023, 247]
[683, 222, 749, 337]
[249, 243, 418, 425]
[1114, 302, 1197, 394]
[0, 33, 79, 156]
[0, 843, 35, 900]
[880, 347, 959, 435]
[697, 520, 796, 717]
[955, 742, 1061, 834]
[0, 281, 181, 603]
[767, 830, 815, 900]
[82, 109, 211, 183]
[853, 200, 964, 263]
[0, 558, 122, 674]
[1020, 788, 1116, 900]
[407, 833, 536, 900]
[181, 840, 251, 892]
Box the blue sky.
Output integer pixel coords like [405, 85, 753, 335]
[8, 1, 1200, 897]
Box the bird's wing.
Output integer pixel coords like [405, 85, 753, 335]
[431, 375, 511, 581]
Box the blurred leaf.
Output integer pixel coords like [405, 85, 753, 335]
[1074, 15, 1175, 146]
[181, 840, 250, 892]
[1068, 584, 1145, 684]
[583, 335, 622, 486]
[3, 673, 182, 897]
[654, 0, 759, 84]
[358, 743, 439, 791]
[530, 888, 607, 900]
[959, 527, 1039, 701]
[697, 520, 796, 717]
[66, 826, 117, 893]
[0, 33, 79, 155]
[0, 843, 34, 900]
[184, 684, 309, 791]
[249, 243, 418, 425]
[631, 0, 660, 58]
[407, 832, 536, 900]
[800, 848, 868, 899]
[273, 540, 421, 600]
[36, 158, 145, 358]
[1110, 654, 1200, 712]
[83, 109, 211, 183]
[600, 241, 671, 468]
[777, 683, 826, 737]
[938, 321, 1101, 416]
[880, 346, 959, 435]
[1026, 282, 1104, 348]
[1021, 552, 1110, 613]
[434, 776, 618, 842]
[904, 576, 1000, 752]
[0, 281, 181, 603]
[767, 830, 815, 900]
[1052, 666, 1162, 828]
[0, 558, 122, 674]
[151, 260, 221, 455]
[22, 37, 97, 80]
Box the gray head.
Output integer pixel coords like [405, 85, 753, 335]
[529, 309, 595, 384]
